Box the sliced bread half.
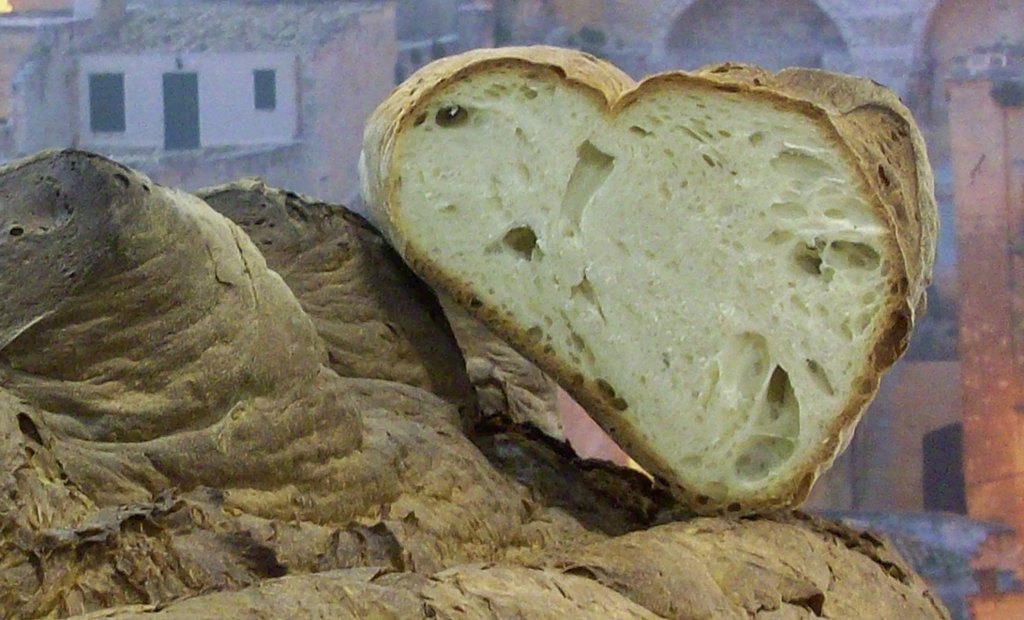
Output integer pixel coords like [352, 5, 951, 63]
[360, 46, 937, 512]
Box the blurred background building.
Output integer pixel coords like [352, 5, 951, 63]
[0, 1, 1022, 617]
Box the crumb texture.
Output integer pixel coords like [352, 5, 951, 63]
[386, 66, 897, 504]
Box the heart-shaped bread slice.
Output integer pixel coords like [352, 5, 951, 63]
[360, 47, 936, 512]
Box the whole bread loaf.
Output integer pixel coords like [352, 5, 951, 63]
[360, 46, 937, 512]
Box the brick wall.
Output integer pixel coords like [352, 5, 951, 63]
[972, 593, 1024, 619]
[306, 4, 397, 204]
[947, 60, 1024, 619]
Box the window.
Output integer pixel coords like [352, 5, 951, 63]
[253, 69, 276, 111]
[88, 73, 126, 132]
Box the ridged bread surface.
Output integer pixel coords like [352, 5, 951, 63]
[360, 46, 936, 513]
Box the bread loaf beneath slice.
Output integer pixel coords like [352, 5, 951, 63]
[360, 47, 936, 512]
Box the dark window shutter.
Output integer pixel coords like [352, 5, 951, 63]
[163, 72, 200, 150]
[253, 69, 276, 111]
[89, 73, 126, 133]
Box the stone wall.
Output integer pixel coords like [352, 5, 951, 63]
[396, 0, 458, 41]
[662, 0, 848, 72]
[631, 0, 935, 93]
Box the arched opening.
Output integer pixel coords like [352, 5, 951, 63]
[908, 0, 1024, 163]
[662, 0, 849, 72]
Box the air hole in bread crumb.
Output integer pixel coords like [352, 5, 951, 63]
[502, 225, 538, 260]
[771, 148, 834, 181]
[562, 141, 615, 232]
[748, 131, 764, 146]
[435, 105, 468, 127]
[793, 241, 824, 276]
[757, 364, 801, 441]
[828, 240, 881, 270]
[733, 435, 796, 481]
[595, 379, 628, 410]
[788, 293, 809, 315]
[9, 226, 24, 237]
[854, 311, 872, 333]
[629, 125, 652, 137]
[525, 326, 543, 342]
[702, 154, 717, 168]
[766, 367, 792, 414]
[595, 379, 617, 399]
[483, 84, 509, 98]
[806, 359, 835, 396]
[681, 126, 706, 144]
[517, 163, 532, 183]
[413, 113, 427, 126]
[770, 201, 807, 219]
[571, 275, 607, 321]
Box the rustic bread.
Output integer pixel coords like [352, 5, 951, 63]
[360, 47, 936, 512]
